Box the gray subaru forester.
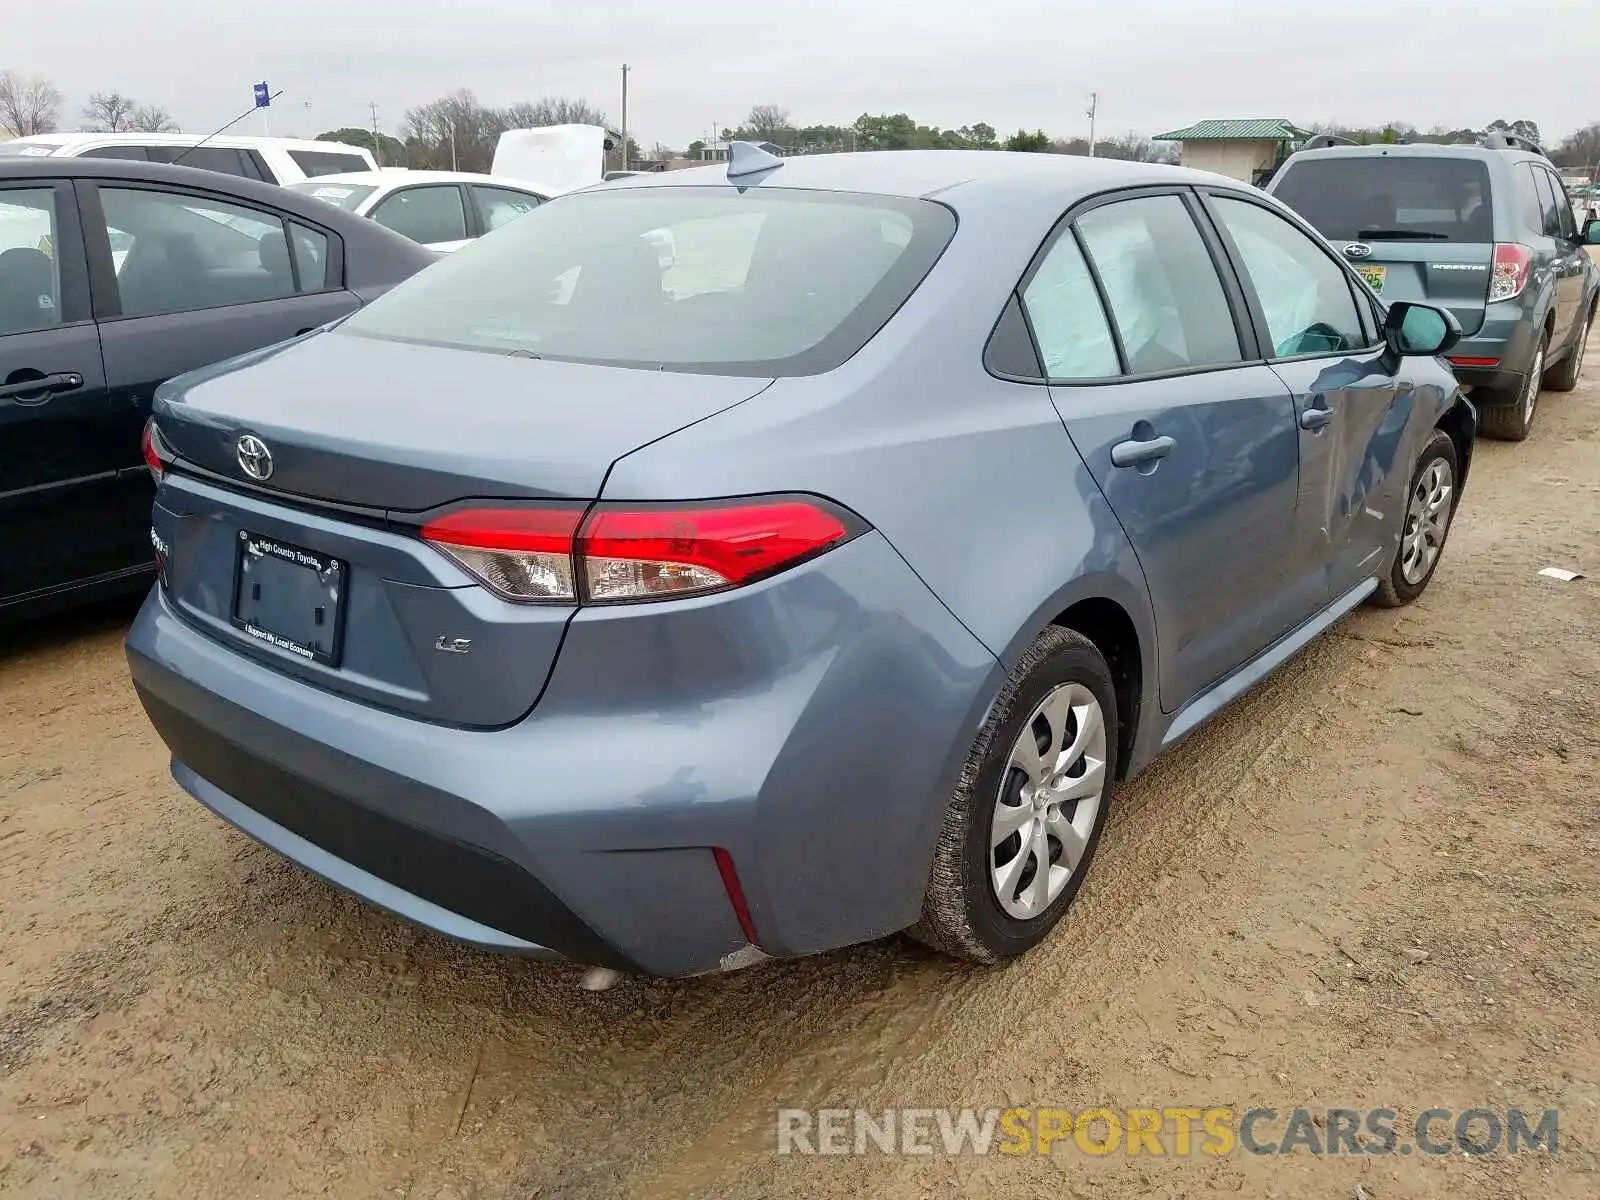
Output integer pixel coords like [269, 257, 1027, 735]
[1270, 135, 1600, 440]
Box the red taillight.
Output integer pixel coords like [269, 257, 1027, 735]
[421, 506, 583, 602]
[1490, 243, 1532, 303]
[419, 496, 858, 605]
[712, 847, 761, 947]
[1449, 356, 1501, 367]
[581, 499, 851, 602]
[141, 418, 166, 481]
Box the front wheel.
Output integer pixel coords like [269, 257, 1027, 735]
[909, 626, 1118, 964]
[1371, 429, 1459, 607]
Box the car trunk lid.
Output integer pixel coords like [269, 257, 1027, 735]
[151, 331, 772, 726]
[1333, 240, 1494, 335]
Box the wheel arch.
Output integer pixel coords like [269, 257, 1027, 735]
[1435, 393, 1476, 492]
[1050, 596, 1144, 780]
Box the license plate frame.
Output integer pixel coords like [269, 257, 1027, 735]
[1355, 264, 1386, 295]
[231, 531, 347, 667]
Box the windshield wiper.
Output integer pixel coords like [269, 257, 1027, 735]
[1355, 228, 1450, 241]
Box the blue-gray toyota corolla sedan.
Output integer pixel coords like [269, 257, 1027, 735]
[127, 148, 1476, 978]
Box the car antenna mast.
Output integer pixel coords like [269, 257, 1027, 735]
[170, 89, 285, 166]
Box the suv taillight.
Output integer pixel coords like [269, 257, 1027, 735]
[1489, 243, 1532, 303]
[141, 418, 168, 482]
[421, 497, 863, 604]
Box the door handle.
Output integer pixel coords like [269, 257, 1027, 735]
[1110, 434, 1176, 468]
[0, 371, 84, 404]
[1299, 404, 1334, 431]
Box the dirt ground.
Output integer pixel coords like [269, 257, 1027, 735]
[3, 349, 1598, 1200]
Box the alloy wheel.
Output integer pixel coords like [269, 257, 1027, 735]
[1523, 344, 1544, 425]
[990, 683, 1108, 920]
[1400, 458, 1454, 586]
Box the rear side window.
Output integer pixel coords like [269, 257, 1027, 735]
[0, 188, 63, 335]
[1210, 197, 1369, 357]
[1514, 165, 1547, 235]
[288, 149, 370, 178]
[1075, 195, 1242, 373]
[1020, 232, 1118, 378]
[1530, 168, 1563, 238]
[371, 186, 468, 245]
[290, 222, 332, 290]
[1273, 157, 1494, 243]
[339, 186, 956, 377]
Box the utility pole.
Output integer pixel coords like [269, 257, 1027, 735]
[620, 63, 630, 172]
[369, 101, 383, 168]
[1086, 92, 1099, 158]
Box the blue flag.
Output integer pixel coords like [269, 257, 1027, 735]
[253, 82, 271, 108]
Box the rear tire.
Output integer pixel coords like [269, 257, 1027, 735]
[1478, 333, 1546, 441]
[1542, 305, 1593, 393]
[909, 626, 1118, 964]
[1371, 429, 1459, 607]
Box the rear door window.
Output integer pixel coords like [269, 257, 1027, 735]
[470, 185, 543, 233]
[1539, 168, 1579, 239]
[146, 145, 255, 178]
[99, 187, 300, 316]
[1530, 168, 1563, 238]
[1074, 194, 1242, 373]
[1273, 157, 1494, 243]
[0, 187, 64, 335]
[1210, 196, 1370, 357]
[371, 186, 468, 245]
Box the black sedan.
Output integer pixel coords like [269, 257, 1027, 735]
[0, 157, 434, 620]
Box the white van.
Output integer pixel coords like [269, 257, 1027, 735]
[0, 133, 377, 188]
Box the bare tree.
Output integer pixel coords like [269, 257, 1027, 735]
[82, 90, 137, 132]
[0, 71, 63, 136]
[130, 104, 179, 133]
[501, 97, 608, 129]
[1095, 132, 1177, 163]
[745, 104, 793, 142]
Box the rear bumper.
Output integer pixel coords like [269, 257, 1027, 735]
[126, 530, 1001, 978]
[1448, 307, 1540, 401]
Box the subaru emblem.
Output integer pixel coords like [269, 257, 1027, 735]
[1344, 243, 1374, 260]
[236, 433, 274, 481]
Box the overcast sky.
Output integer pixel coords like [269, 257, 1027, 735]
[16, 0, 1599, 148]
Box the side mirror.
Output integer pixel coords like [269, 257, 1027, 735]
[1384, 301, 1461, 358]
[1583, 217, 1600, 246]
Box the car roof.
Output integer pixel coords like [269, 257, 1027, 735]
[1283, 142, 1543, 164]
[295, 169, 551, 192]
[601, 149, 1251, 212]
[6, 132, 368, 155]
[0, 156, 435, 266]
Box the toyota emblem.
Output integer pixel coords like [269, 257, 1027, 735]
[236, 434, 274, 481]
[1343, 242, 1374, 260]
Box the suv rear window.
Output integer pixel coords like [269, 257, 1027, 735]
[1273, 157, 1494, 243]
[338, 186, 956, 376]
[0, 141, 61, 158]
[288, 150, 370, 178]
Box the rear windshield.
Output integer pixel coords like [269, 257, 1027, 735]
[289, 181, 378, 211]
[338, 186, 957, 376]
[288, 149, 371, 178]
[0, 141, 60, 158]
[1273, 156, 1494, 243]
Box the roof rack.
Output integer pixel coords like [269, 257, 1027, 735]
[1482, 131, 1547, 158]
[1300, 133, 1357, 151]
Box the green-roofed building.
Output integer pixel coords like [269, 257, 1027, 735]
[1152, 119, 1311, 186]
